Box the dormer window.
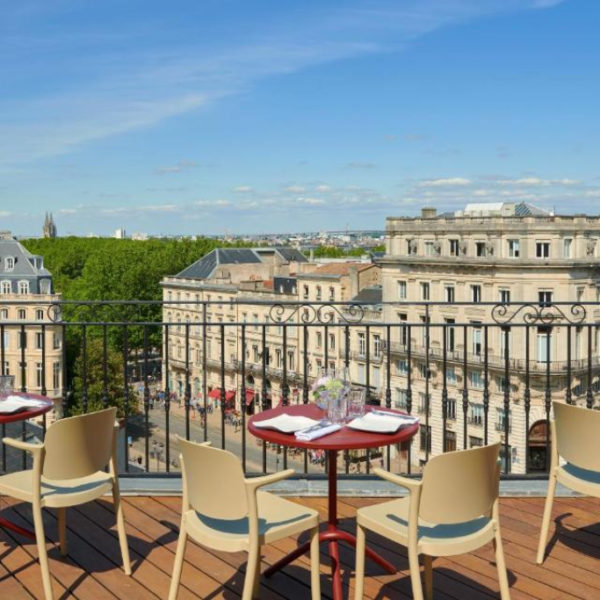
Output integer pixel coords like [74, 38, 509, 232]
[5, 257, 14, 271]
[18, 281, 29, 295]
[1, 281, 10, 295]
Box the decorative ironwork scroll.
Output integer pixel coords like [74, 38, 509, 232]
[491, 303, 586, 326]
[268, 303, 366, 325]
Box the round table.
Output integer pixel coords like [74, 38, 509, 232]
[248, 403, 419, 600]
[0, 393, 54, 538]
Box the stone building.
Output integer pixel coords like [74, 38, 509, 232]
[0, 233, 63, 404]
[380, 202, 600, 473]
[160, 248, 380, 413]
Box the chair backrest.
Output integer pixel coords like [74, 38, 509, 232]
[419, 442, 500, 524]
[179, 438, 248, 520]
[42, 408, 117, 480]
[553, 401, 600, 471]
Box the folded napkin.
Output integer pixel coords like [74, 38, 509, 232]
[348, 411, 419, 433]
[295, 422, 342, 441]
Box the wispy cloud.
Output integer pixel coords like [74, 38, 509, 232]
[0, 0, 563, 165]
[419, 177, 471, 187]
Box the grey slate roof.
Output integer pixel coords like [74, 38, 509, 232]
[0, 238, 54, 294]
[175, 247, 305, 280]
[351, 285, 382, 305]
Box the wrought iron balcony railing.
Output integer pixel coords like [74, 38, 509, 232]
[1, 299, 599, 479]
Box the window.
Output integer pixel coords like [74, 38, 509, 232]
[446, 398, 457, 420]
[36, 309, 44, 321]
[420, 425, 432, 452]
[372, 366, 380, 390]
[302, 285, 309, 300]
[563, 238, 572, 258]
[394, 388, 408, 410]
[396, 359, 408, 375]
[469, 436, 483, 448]
[449, 239, 459, 256]
[18, 362, 27, 388]
[357, 333, 366, 357]
[329, 287, 335, 301]
[476, 242, 486, 257]
[420, 282, 430, 301]
[2, 361, 9, 375]
[36, 362, 43, 388]
[397, 281, 407, 300]
[507, 239, 520, 258]
[53, 361, 60, 389]
[536, 241, 550, 258]
[373, 335, 382, 358]
[418, 392, 430, 415]
[275, 349, 282, 368]
[469, 402, 484, 425]
[444, 285, 455, 303]
[444, 430, 457, 452]
[316, 286, 322, 301]
[425, 241, 435, 256]
[538, 291, 553, 307]
[418, 363, 430, 379]
[357, 363, 366, 384]
[469, 370, 484, 389]
[288, 350, 295, 370]
[472, 324, 482, 356]
[398, 313, 408, 346]
[420, 315, 429, 346]
[537, 326, 551, 363]
[35, 332, 44, 349]
[327, 333, 335, 351]
[53, 333, 61, 349]
[18, 281, 29, 295]
[446, 366, 457, 385]
[0, 308, 7, 320]
[18, 331, 27, 349]
[2, 331, 9, 349]
[18, 309, 26, 320]
[496, 407, 512, 432]
[499, 289, 511, 304]
[445, 318, 455, 351]
[407, 239, 416, 255]
[471, 285, 481, 303]
[5, 257, 14, 271]
[0, 281, 10, 295]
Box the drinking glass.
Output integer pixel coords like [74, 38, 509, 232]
[327, 396, 347, 425]
[0, 375, 15, 397]
[346, 388, 366, 420]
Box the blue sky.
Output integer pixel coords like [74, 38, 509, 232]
[1, 0, 598, 236]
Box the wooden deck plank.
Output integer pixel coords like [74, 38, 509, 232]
[0, 496, 598, 600]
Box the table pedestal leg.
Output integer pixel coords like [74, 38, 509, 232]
[263, 450, 395, 600]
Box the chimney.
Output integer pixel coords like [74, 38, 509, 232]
[349, 266, 359, 299]
[421, 207, 437, 219]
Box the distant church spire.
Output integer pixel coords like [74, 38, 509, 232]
[43, 212, 57, 238]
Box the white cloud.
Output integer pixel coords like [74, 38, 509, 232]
[283, 185, 305, 193]
[419, 177, 471, 187]
[315, 185, 331, 192]
[233, 185, 253, 193]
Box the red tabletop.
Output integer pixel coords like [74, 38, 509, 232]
[247, 402, 419, 451]
[0, 393, 54, 425]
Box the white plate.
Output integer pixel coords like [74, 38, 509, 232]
[252, 414, 321, 433]
[347, 412, 419, 434]
[0, 395, 48, 414]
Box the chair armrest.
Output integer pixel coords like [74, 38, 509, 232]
[2, 437, 43, 455]
[373, 467, 422, 492]
[245, 469, 295, 492]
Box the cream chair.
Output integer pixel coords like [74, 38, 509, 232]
[537, 401, 600, 564]
[0, 407, 131, 600]
[168, 438, 321, 600]
[354, 443, 509, 600]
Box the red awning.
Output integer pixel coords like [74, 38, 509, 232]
[245, 389, 256, 406]
[207, 388, 236, 402]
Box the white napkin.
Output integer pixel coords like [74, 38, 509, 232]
[295, 422, 341, 441]
[0, 395, 48, 414]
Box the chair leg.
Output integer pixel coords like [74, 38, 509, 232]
[32, 504, 54, 600]
[168, 525, 188, 600]
[423, 555, 433, 600]
[57, 507, 67, 557]
[113, 483, 131, 575]
[252, 547, 261, 599]
[536, 471, 557, 564]
[494, 529, 511, 600]
[407, 547, 424, 600]
[242, 544, 260, 600]
[309, 525, 321, 600]
[354, 523, 366, 600]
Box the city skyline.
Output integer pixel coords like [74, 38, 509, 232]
[2, 0, 599, 236]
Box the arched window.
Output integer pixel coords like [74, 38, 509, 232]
[18, 281, 29, 295]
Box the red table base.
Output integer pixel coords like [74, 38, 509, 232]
[263, 450, 396, 600]
[0, 515, 36, 539]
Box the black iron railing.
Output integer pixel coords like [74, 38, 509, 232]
[1, 299, 599, 478]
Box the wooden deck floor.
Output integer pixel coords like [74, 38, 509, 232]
[0, 494, 598, 599]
